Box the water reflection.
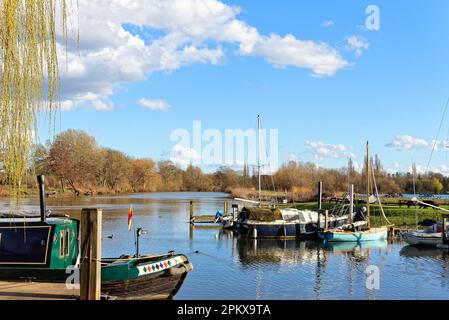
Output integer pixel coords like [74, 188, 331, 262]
[322, 240, 388, 254]
[1, 193, 449, 300]
[237, 239, 320, 266]
[233, 238, 392, 300]
[400, 245, 449, 259]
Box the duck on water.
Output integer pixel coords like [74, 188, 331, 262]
[0, 175, 193, 300]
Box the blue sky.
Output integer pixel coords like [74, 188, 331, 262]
[39, 0, 449, 174]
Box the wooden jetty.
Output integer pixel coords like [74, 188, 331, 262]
[190, 215, 217, 224]
[0, 281, 79, 300]
[189, 200, 228, 225]
[388, 226, 415, 238]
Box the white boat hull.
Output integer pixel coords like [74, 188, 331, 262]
[402, 231, 442, 247]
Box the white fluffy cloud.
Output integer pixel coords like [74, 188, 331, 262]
[386, 135, 429, 150]
[253, 34, 348, 76]
[385, 135, 449, 151]
[58, 0, 351, 110]
[170, 144, 201, 168]
[346, 35, 370, 57]
[138, 98, 171, 112]
[305, 141, 355, 160]
[385, 161, 402, 175]
[434, 165, 449, 175]
[405, 164, 449, 176]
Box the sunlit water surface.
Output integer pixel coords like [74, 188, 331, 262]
[1, 192, 448, 300]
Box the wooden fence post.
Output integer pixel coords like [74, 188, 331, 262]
[80, 208, 102, 301]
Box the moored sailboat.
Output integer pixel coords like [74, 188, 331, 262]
[235, 116, 349, 239]
[318, 142, 389, 242]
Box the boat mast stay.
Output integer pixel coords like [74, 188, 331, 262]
[411, 198, 449, 213]
[412, 161, 419, 229]
[370, 159, 392, 226]
[366, 141, 371, 229]
[257, 115, 262, 205]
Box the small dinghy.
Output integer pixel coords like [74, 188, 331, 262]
[401, 200, 449, 249]
[402, 223, 444, 247]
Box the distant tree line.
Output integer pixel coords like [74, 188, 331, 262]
[1, 129, 448, 198]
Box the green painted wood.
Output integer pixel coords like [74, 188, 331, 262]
[0, 218, 79, 280]
[101, 254, 189, 283]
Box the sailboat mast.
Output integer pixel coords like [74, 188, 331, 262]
[257, 115, 262, 204]
[366, 141, 371, 229]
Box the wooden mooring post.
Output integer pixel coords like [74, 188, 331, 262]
[80, 208, 102, 301]
[324, 210, 329, 231]
[189, 201, 195, 223]
[443, 214, 449, 245]
[317, 181, 323, 211]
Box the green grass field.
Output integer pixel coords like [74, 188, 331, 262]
[291, 202, 447, 228]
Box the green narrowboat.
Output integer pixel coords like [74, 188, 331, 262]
[0, 217, 79, 282]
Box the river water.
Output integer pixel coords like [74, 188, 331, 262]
[1, 192, 448, 300]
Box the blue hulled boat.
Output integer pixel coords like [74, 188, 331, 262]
[318, 227, 388, 242]
[318, 142, 390, 243]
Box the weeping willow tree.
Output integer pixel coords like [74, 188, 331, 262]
[0, 0, 76, 195]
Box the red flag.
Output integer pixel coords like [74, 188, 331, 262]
[128, 205, 133, 231]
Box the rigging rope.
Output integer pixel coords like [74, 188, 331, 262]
[258, 118, 278, 205]
[370, 161, 392, 226]
[426, 97, 449, 172]
[412, 161, 419, 229]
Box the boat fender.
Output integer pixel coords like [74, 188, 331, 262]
[166, 262, 193, 276]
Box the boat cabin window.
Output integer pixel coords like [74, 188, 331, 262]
[60, 229, 70, 258]
[65, 229, 70, 257]
[0, 226, 50, 264]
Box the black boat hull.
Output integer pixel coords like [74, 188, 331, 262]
[101, 262, 192, 300]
